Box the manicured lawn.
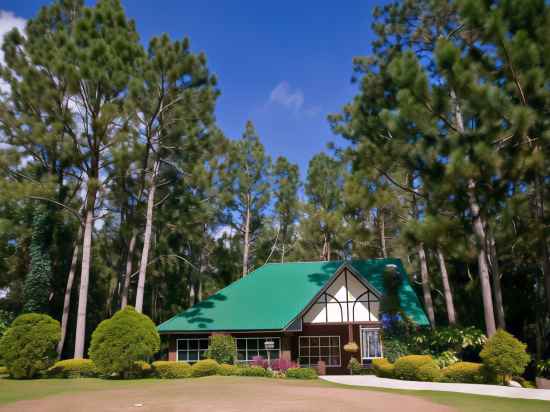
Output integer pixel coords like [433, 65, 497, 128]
[0, 376, 548, 412]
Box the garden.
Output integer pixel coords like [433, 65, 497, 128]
[0, 308, 317, 381]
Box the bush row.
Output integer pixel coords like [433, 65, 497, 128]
[39, 358, 317, 380]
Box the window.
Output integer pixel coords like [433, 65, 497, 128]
[236, 337, 280, 363]
[177, 338, 209, 363]
[360, 328, 382, 361]
[299, 336, 341, 367]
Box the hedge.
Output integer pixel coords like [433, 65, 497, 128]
[47, 359, 98, 378]
[286, 367, 318, 379]
[393, 355, 439, 381]
[217, 363, 240, 376]
[372, 358, 394, 378]
[0, 366, 7, 375]
[190, 359, 220, 377]
[238, 365, 273, 377]
[205, 336, 236, 364]
[441, 362, 485, 384]
[152, 361, 191, 379]
[480, 329, 530, 382]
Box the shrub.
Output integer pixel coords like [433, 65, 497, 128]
[381, 337, 410, 363]
[393, 355, 439, 381]
[152, 361, 191, 378]
[416, 362, 442, 382]
[191, 359, 220, 377]
[286, 367, 318, 379]
[217, 363, 240, 376]
[0, 313, 60, 379]
[126, 361, 153, 379]
[205, 335, 236, 364]
[536, 359, 550, 379]
[434, 351, 459, 368]
[47, 359, 97, 378]
[89, 307, 160, 378]
[348, 357, 362, 375]
[0, 366, 7, 375]
[372, 358, 394, 378]
[271, 358, 295, 372]
[251, 355, 268, 369]
[480, 329, 530, 382]
[441, 362, 485, 384]
[238, 365, 273, 377]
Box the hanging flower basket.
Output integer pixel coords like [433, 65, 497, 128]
[343, 341, 359, 353]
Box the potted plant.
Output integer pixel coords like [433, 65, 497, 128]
[343, 341, 359, 353]
[536, 359, 550, 389]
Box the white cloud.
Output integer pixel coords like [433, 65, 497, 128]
[0, 10, 26, 92]
[269, 81, 304, 112]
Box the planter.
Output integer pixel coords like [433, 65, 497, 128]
[343, 342, 359, 353]
[536, 377, 550, 389]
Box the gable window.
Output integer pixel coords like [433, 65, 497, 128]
[177, 338, 209, 362]
[236, 337, 280, 363]
[360, 328, 383, 361]
[299, 336, 341, 367]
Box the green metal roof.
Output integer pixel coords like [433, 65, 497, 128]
[157, 259, 430, 333]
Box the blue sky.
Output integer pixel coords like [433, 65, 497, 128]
[0, 0, 387, 175]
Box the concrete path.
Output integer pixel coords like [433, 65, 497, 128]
[320, 375, 550, 401]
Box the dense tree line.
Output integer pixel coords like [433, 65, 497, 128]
[0, 0, 548, 363]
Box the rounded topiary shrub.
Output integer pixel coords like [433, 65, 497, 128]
[205, 335, 236, 364]
[89, 306, 160, 378]
[47, 359, 98, 378]
[0, 313, 60, 379]
[372, 358, 394, 378]
[442, 362, 485, 384]
[218, 363, 240, 376]
[286, 367, 318, 379]
[393, 355, 439, 381]
[480, 329, 530, 383]
[152, 361, 191, 378]
[416, 362, 442, 382]
[190, 359, 220, 377]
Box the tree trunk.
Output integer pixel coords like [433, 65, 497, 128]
[417, 242, 435, 327]
[534, 175, 550, 314]
[135, 159, 160, 313]
[242, 195, 251, 276]
[487, 225, 505, 329]
[121, 230, 137, 309]
[74, 196, 95, 359]
[436, 248, 456, 326]
[281, 242, 286, 263]
[57, 225, 82, 357]
[452, 88, 496, 337]
[380, 209, 387, 258]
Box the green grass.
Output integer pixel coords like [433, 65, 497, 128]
[0, 376, 548, 411]
[318, 380, 550, 412]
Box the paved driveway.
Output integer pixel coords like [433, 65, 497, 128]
[321, 375, 550, 401]
[0, 376, 454, 412]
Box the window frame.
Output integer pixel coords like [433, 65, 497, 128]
[360, 327, 383, 361]
[298, 335, 341, 367]
[176, 338, 209, 363]
[235, 337, 281, 363]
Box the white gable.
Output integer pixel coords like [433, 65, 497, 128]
[302, 267, 380, 324]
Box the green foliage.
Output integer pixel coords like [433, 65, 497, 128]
[442, 362, 486, 384]
[23, 205, 53, 313]
[89, 307, 160, 378]
[536, 359, 550, 379]
[393, 355, 440, 381]
[433, 351, 459, 368]
[372, 358, 394, 378]
[381, 266, 401, 314]
[417, 362, 442, 382]
[126, 361, 153, 379]
[190, 359, 220, 377]
[381, 337, 411, 363]
[217, 363, 240, 376]
[0, 311, 13, 341]
[0, 366, 8, 375]
[286, 367, 318, 380]
[152, 361, 191, 379]
[0, 313, 60, 379]
[205, 335, 236, 364]
[413, 327, 487, 357]
[46, 359, 98, 378]
[237, 365, 273, 377]
[480, 330, 530, 381]
[348, 357, 362, 375]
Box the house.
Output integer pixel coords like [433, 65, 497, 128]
[157, 259, 429, 374]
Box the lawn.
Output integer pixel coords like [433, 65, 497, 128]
[0, 376, 548, 412]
